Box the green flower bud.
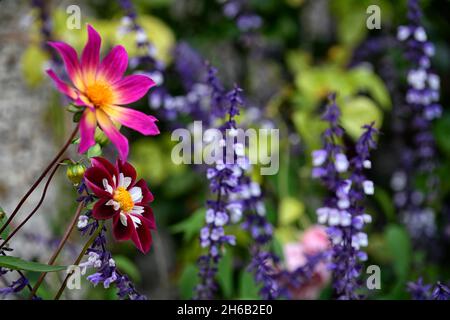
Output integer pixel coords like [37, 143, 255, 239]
[73, 111, 83, 123]
[66, 163, 87, 186]
[94, 128, 109, 146]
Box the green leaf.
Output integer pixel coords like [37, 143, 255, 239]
[340, 96, 382, 139]
[72, 111, 83, 123]
[171, 208, 205, 242]
[434, 113, 450, 158]
[292, 110, 327, 151]
[94, 128, 109, 146]
[385, 225, 412, 279]
[131, 140, 167, 185]
[372, 187, 395, 223]
[179, 263, 198, 299]
[278, 197, 304, 226]
[87, 143, 102, 158]
[0, 256, 67, 272]
[272, 234, 285, 263]
[66, 104, 83, 113]
[349, 68, 392, 110]
[217, 249, 233, 298]
[338, 11, 367, 46]
[238, 271, 259, 299]
[0, 206, 10, 240]
[114, 255, 141, 282]
[378, 225, 412, 299]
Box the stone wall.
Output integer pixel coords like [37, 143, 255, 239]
[0, 0, 58, 256]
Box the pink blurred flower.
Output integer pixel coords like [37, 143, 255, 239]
[302, 225, 330, 255]
[283, 225, 331, 299]
[47, 24, 159, 160]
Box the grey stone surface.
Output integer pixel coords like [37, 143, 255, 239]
[0, 0, 58, 256]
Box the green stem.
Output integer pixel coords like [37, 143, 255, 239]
[54, 221, 104, 300]
[29, 200, 85, 299]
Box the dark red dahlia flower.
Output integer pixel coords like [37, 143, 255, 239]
[84, 157, 155, 253]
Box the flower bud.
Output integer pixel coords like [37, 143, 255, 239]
[66, 163, 87, 186]
[94, 128, 109, 146]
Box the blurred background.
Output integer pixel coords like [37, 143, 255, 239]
[0, 0, 449, 299]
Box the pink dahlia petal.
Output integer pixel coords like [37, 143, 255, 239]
[111, 74, 156, 105]
[47, 41, 84, 90]
[91, 157, 119, 185]
[116, 160, 137, 187]
[112, 214, 133, 241]
[46, 69, 78, 100]
[81, 24, 101, 85]
[102, 105, 159, 136]
[96, 109, 129, 160]
[92, 198, 117, 220]
[76, 95, 95, 110]
[130, 219, 152, 254]
[84, 166, 114, 198]
[98, 45, 128, 84]
[78, 109, 97, 154]
[134, 179, 154, 203]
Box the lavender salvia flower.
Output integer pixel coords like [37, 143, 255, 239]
[237, 158, 282, 299]
[408, 279, 450, 300]
[117, 1, 215, 124]
[194, 86, 248, 299]
[75, 181, 146, 300]
[218, 0, 263, 47]
[118, 0, 161, 67]
[117, 0, 177, 119]
[30, 0, 58, 63]
[174, 42, 206, 92]
[207, 65, 227, 120]
[205, 83, 279, 300]
[276, 250, 330, 300]
[77, 222, 147, 300]
[0, 274, 29, 299]
[247, 249, 280, 299]
[241, 179, 280, 299]
[394, 0, 441, 241]
[432, 282, 450, 300]
[407, 278, 432, 300]
[312, 94, 378, 299]
[0, 224, 38, 299]
[0, 254, 38, 299]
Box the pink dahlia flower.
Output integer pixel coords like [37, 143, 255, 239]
[84, 157, 156, 253]
[283, 225, 331, 299]
[47, 24, 159, 160]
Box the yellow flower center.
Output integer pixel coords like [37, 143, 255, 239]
[85, 82, 113, 107]
[113, 187, 134, 213]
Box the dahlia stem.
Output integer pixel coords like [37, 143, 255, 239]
[0, 160, 66, 251]
[0, 125, 79, 236]
[28, 200, 85, 299]
[54, 221, 104, 300]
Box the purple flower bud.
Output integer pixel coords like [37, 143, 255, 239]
[335, 154, 349, 172]
[312, 149, 327, 166]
